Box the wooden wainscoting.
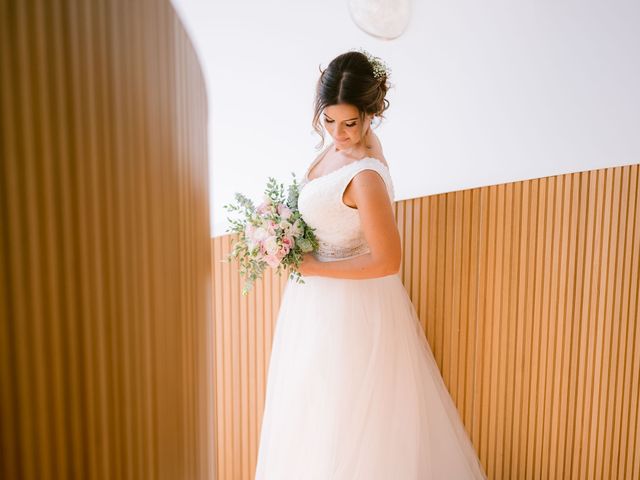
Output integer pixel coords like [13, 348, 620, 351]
[212, 163, 639, 480]
[0, 1, 213, 479]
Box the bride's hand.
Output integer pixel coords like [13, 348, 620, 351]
[296, 252, 318, 277]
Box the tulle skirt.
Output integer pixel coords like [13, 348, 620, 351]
[254, 267, 487, 479]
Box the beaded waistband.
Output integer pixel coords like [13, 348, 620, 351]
[315, 239, 370, 261]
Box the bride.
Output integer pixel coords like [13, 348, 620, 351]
[254, 50, 487, 479]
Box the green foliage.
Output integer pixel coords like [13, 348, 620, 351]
[222, 172, 319, 295]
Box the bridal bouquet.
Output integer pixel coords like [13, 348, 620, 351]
[223, 173, 319, 295]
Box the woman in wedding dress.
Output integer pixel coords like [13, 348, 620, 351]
[254, 50, 487, 479]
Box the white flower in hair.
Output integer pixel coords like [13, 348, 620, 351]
[353, 48, 391, 79]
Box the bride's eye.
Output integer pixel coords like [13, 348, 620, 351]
[323, 118, 356, 127]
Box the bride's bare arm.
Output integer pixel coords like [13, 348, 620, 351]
[299, 170, 401, 279]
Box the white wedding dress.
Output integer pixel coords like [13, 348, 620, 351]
[254, 146, 487, 479]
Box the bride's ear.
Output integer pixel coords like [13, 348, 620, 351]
[367, 114, 375, 131]
[363, 118, 374, 148]
[362, 114, 371, 130]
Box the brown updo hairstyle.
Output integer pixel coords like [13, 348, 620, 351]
[311, 50, 392, 150]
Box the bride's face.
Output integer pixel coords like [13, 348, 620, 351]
[322, 104, 372, 150]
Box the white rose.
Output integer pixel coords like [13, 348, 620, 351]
[262, 235, 279, 256]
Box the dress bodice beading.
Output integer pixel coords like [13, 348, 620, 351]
[297, 157, 395, 261]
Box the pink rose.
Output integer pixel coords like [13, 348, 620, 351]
[264, 254, 281, 268]
[265, 219, 277, 236]
[280, 235, 293, 255]
[277, 204, 292, 220]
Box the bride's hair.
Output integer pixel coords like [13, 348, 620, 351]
[311, 51, 392, 150]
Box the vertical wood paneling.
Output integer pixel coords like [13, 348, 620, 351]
[211, 236, 288, 479]
[0, 1, 213, 479]
[212, 163, 640, 479]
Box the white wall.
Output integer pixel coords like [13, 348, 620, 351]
[171, 0, 640, 238]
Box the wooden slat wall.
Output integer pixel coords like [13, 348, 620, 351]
[211, 163, 640, 479]
[211, 235, 288, 480]
[0, 1, 213, 479]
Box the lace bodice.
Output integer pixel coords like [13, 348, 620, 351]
[298, 152, 396, 261]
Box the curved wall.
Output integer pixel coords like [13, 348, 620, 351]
[0, 1, 213, 479]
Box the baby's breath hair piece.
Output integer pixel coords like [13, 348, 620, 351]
[353, 47, 391, 79]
